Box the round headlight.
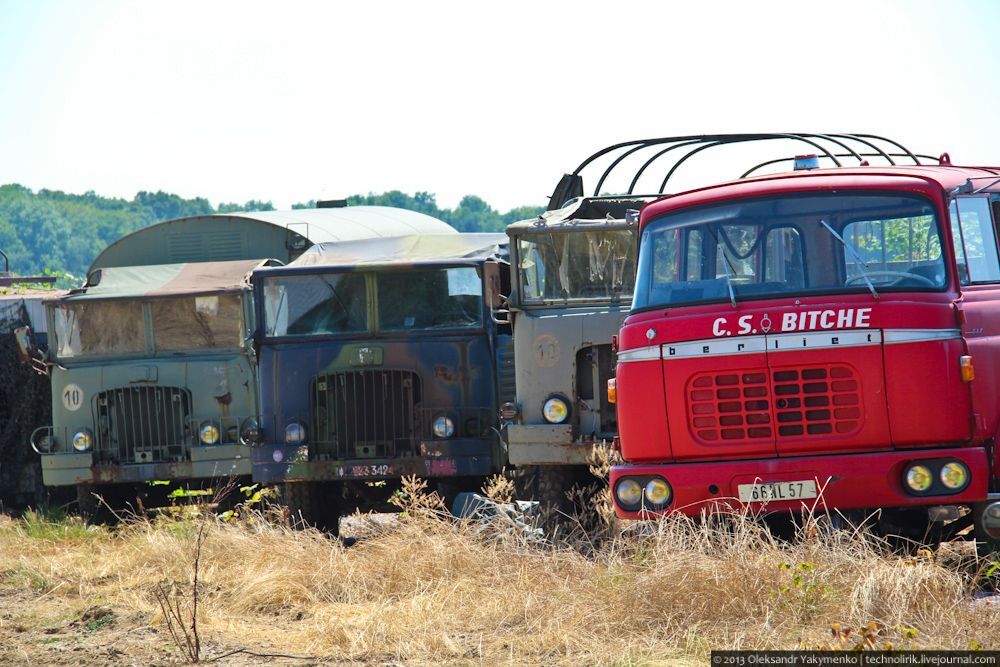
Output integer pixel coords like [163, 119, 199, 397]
[432, 415, 455, 438]
[542, 396, 569, 424]
[615, 478, 643, 508]
[199, 422, 220, 445]
[644, 478, 671, 507]
[905, 464, 933, 493]
[72, 430, 93, 452]
[240, 418, 261, 445]
[940, 461, 969, 490]
[285, 422, 306, 445]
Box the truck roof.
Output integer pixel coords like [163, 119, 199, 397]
[90, 206, 456, 271]
[264, 233, 508, 272]
[640, 164, 1000, 227]
[59, 258, 273, 302]
[506, 196, 651, 233]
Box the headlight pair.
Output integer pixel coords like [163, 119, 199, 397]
[903, 459, 970, 495]
[615, 476, 672, 511]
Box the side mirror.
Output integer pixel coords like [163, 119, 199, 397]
[483, 262, 509, 325]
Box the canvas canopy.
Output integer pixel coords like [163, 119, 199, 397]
[65, 259, 269, 302]
[288, 233, 508, 269]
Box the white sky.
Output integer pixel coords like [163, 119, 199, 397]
[1, 0, 998, 211]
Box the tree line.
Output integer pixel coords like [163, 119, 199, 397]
[0, 185, 542, 284]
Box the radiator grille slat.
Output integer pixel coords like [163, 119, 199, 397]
[313, 370, 421, 459]
[93, 386, 191, 463]
[686, 364, 862, 443]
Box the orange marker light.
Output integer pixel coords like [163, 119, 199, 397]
[960, 355, 975, 383]
[607, 378, 617, 404]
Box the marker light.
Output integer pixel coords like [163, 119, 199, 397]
[199, 422, 220, 445]
[905, 464, 933, 493]
[607, 378, 617, 405]
[285, 422, 306, 445]
[793, 154, 820, 171]
[542, 396, 569, 424]
[940, 461, 969, 490]
[499, 402, 519, 422]
[960, 356, 975, 383]
[615, 478, 642, 508]
[644, 478, 671, 507]
[72, 429, 93, 452]
[432, 415, 455, 438]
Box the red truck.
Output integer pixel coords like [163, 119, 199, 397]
[608, 134, 1000, 551]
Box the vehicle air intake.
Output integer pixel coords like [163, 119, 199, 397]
[94, 386, 192, 463]
[312, 370, 421, 459]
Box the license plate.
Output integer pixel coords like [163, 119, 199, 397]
[737, 480, 817, 502]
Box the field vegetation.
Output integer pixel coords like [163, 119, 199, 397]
[0, 477, 998, 665]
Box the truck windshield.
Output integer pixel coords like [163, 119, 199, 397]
[150, 295, 244, 352]
[377, 266, 482, 330]
[53, 301, 145, 358]
[633, 193, 946, 310]
[517, 230, 635, 303]
[262, 266, 483, 337]
[263, 273, 368, 337]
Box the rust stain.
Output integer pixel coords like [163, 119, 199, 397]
[434, 365, 458, 383]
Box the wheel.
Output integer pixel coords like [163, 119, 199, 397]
[514, 465, 601, 533]
[76, 484, 100, 522]
[282, 481, 340, 535]
[973, 503, 1000, 560]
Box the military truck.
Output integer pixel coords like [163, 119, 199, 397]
[0, 253, 61, 508]
[250, 234, 512, 531]
[29, 206, 456, 514]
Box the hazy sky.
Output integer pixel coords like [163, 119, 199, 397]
[1, 0, 998, 211]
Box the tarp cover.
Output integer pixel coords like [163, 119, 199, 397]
[289, 233, 508, 269]
[70, 259, 268, 301]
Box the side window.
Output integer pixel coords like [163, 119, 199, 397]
[950, 197, 1000, 285]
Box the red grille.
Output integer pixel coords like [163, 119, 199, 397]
[686, 364, 862, 443]
[772, 365, 861, 438]
[687, 370, 773, 442]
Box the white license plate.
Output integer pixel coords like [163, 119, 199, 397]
[737, 480, 817, 503]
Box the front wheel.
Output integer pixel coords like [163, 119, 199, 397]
[282, 481, 341, 535]
[973, 502, 1000, 560]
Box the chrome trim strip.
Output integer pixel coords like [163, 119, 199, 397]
[616, 345, 660, 362]
[883, 328, 962, 344]
[618, 328, 961, 362]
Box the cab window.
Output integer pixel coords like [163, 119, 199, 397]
[949, 196, 1000, 284]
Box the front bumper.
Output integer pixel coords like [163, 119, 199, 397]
[611, 447, 989, 519]
[39, 444, 253, 487]
[252, 437, 497, 483]
[506, 424, 605, 465]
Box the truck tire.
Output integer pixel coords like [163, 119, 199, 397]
[282, 482, 340, 535]
[514, 465, 586, 533]
[76, 484, 100, 522]
[973, 503, 1000, 560]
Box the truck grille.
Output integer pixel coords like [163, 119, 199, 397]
[688, 371, 772, 441]
[687, 364, 861, 442]
[313, 370, 420, 459]
[772, 365, 861, 438]
[94, 386, 191, 463]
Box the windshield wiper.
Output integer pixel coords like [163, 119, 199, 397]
[819, 219, 879, 301]
[707, 225, 738, 308]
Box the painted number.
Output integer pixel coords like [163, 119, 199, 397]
[62, 384, 84, 411]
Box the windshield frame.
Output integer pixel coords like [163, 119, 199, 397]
[510, 224, 638, 308]
[631, 190, 951, 314]
[49, 291, 249, 362]
[255, 260, 491, 342]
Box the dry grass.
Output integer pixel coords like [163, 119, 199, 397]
[0, 486, 999, 665]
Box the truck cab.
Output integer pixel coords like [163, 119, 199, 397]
[611, 145, 1000, 547]
[250, 234, 511, 530]
[31, 260, 270, 511]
